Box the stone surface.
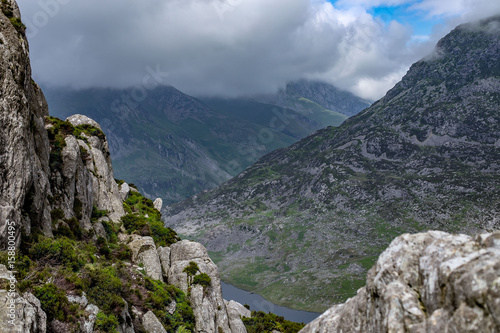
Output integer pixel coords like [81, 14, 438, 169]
[226, 300, 251, 333]
[0, 290, 47, 333]
[121, 234, 163, 281]
[67, 114, 125, 223]
[119, 182, 131, 201]
[142, 310, 167, 333]
[66, 114, 102, 130]
[153, 198, 163, 212]
[0, 0, 52, 246]
[169, 240, 240, 333]
[66, 292, 88, 308]
[82, 304, 99, 333]
[117, 299, 134, 333]
[157, 246, 171, 281]
[299, 231, 500, 333]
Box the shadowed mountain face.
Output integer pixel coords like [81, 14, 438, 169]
[44, 82, 366, 204]
[163, 16, 500, 312]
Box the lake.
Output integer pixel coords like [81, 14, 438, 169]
[221, 281, 321, 324]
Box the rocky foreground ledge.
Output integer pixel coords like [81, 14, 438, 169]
[300, 230, 500, 333]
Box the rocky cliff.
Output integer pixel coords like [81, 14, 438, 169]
[0, 0, 52, 245]
[164, 15, 500, 312]
[0, 2, 251, 332]
[300, 230, 500, 333]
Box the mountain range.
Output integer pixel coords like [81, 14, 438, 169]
[1, 0, 499, 332]
[44, 82, 369, 205]
[164, 15, 500, 312]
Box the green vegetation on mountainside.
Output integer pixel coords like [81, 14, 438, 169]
[164, 16, 500, 312]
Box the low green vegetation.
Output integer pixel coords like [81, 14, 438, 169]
[1, 0, 25, 33]
[242, 310, 305, 333]
[122, 191, 180, 246]
[0, 184, 195, 332]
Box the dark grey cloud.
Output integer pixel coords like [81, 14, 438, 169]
[16, 0, 500, 100]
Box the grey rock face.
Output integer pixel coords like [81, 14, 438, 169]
[81, 304, 99, 333]
[66, 292, 88, 308]
[121, 234, 163, 281]
[157, 246, 171, 281]
[226, 300, 251, 333]
[142, 310, 167, 333]
[117, 299, 134, 333]
[67, 114, 125, 222]
[119, 182, 131, 201]
[168, 240, 240, 333]
[0, 1, 52, 247]
[0, 290, 47, 333]
[153, 198, 163, 212]
[300, 231, 500, 333]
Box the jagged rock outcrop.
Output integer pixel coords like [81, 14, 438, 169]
[117, 299, 135, 333]
[0, 0, 126, 244]
[119, 234, 164, 281]
[0, 290, 47, 333]
[67, 114, 125, 222]
[300, 230, 500, 333]
[226, 300, 251, 333]
[0, 0, 52, 245]
[168, 240, 233, 333]
[118, 235, 247, 333]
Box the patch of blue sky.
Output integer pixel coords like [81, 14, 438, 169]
[370, 4, 444, 37]
[327, 1, 445, 39]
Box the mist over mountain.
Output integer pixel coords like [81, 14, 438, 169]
[164, 15, 500, 312]
[44, 82, 368, 204]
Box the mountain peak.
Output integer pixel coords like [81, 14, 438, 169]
[164, 15, 500, 312]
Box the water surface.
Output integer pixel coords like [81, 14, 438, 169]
[221, 281, 321, 324]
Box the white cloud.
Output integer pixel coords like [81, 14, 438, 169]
[16, 0, 500, 101]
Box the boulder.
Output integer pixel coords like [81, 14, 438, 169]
[122, 234, 163, 281]
[153, 198, 163, 212]
[117, 299, 134, 333]
[142, 310, 167, 333]
[119, 182, 131, 201]
[81, 304, 99, 333]
[66, 292, 88, 308]
[299, 231, 500, 333]
[169, 240, 237, 333]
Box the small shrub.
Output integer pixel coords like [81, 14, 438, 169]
[91, 205, 108, 221]
[95, 312, 119, 332]
[114, 243, 132, 261]
[83, 265, 125, 314]
[51, 208, 65, 221]
[193, 273, 211, 290]
[34, 283, 70, 322]
[29, 236, 83, 270]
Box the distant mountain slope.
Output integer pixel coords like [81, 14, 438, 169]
[44, 85, 353, 204]
[250, 79, 372, 117]
[164, 16, 500, 312]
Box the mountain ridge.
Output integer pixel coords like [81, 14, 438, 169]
[164, 15, 500, 312]
[44, 82, 367, 204]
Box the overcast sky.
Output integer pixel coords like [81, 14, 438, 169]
[16, 0, 500, 100]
